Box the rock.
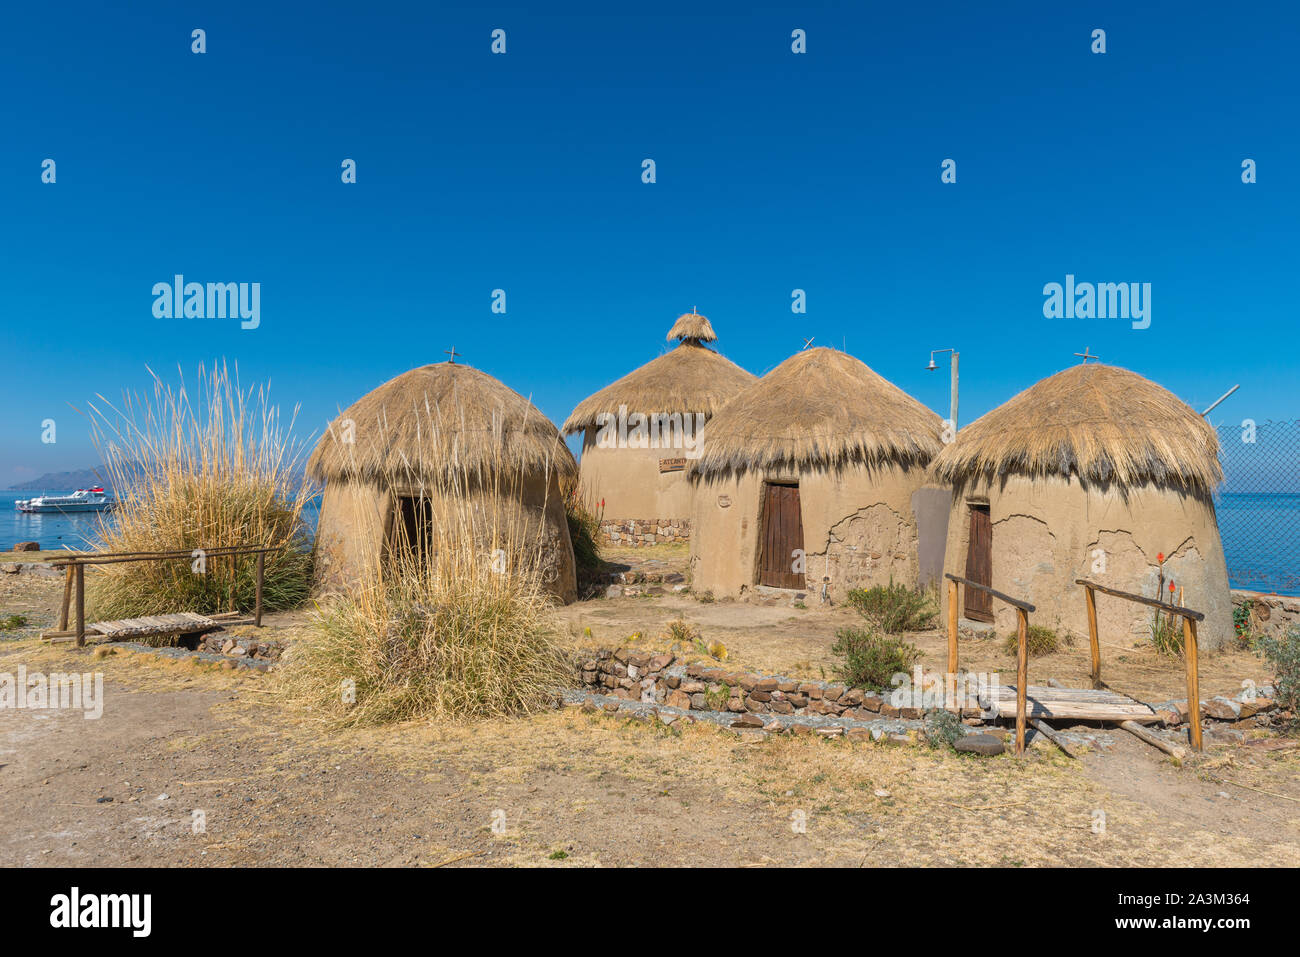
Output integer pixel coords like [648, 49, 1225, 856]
[1154, 707, 1182, 727]
[605, 585, 622, 598]
[731, 713, 764, 729]
[1204, 697, 1241, 721]
[754, 677, 779, 693]
[156, 793, 170, 801]
[680, 680, 706, 694]
[953, 733, 1005, 756]
[845, 728, 873, 743]
[221, 639, 236, 654]
[816, 727, 845, 738]
[601, 701, 620, 712]
[882, 732, 911, 747]
[789, 723, 814, 736]
[648, 654, 674, 672]
[0, 563, 18, 574]
[96, 796, 114, 803]
[726, 697, 745, 712]
[228, 646, 247, 658]
[859, 693, 884, 712]
[690, 693, 708, 710]
[13, 541, 39, 552]
[1236, 699, 1260, 719]
[667, 690, 692, 710]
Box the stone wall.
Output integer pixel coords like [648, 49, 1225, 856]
[599, 518, 690, 547]
[1233, 589, 1300, 643]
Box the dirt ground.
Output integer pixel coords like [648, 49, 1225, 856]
[2, 558, 1298, 868]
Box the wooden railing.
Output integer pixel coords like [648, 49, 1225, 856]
[49, 544, 275, 648]
[1075, 578, 1205, 751]
[945, 573, 1036, 755]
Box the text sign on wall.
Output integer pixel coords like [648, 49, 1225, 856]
[659, 457, 686, 473]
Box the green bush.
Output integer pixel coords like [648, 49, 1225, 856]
[831, 625, 921, 692]
[846, 581, 937, 633]
[924, 708, 965, 749]
[1256, 625, 1300, 729]
[1001, 625, 1064, 658]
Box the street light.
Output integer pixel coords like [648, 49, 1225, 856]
[926, 348, 959, 436]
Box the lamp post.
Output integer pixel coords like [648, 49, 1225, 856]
[926, 348, 959, 437]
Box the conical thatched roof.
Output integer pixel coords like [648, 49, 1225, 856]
[562, 314, 755, 435]
[692, 348, 944, 476]
[929, 364, 1222, 494]
[308, 363, 576, 485]
[666, 310, 717, 343]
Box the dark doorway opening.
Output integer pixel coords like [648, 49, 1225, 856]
[391, 495, 436, 566]
[964, 503, 993, 622]
[758, 482, 805, 589]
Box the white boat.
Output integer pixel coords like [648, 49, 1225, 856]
[14, 487, 114, 514]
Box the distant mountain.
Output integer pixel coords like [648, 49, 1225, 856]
[8, 466, 113, 492]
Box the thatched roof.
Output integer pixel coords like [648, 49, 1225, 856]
[308, 363, 576, 485]
[562, 340, 756, 435]
[692, 348, 944, 476]
[928, 364, 1222, 494]
[666, 310, 717, 343]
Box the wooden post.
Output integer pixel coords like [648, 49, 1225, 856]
[1084, 584, 1101, 688]
[75, 564, 85, 649]
[946, 579, 959, 677]
[1182, 616, 1202, 752]
[1015, 608, 1029, 756]
[58, 565, 74, 631]
[255, 551, 265, 627]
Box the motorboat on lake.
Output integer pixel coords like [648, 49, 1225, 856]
[14, 487, 114, 514]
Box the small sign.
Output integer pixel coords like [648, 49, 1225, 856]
[659, 457, 686, 473]
[717, 495, 732, 508]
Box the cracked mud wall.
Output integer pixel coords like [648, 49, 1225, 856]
[689, 462, 929, 600]
[940, 474, 1233, 649]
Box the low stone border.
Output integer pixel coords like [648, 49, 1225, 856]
[101, 640, 276, 673]
[599, 518, 690, 547]
[1233, 589, 1300, 643]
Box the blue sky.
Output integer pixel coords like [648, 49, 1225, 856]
[2, 0, 1296, 488]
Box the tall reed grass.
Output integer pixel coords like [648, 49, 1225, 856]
[84, 362, 315, 619]
[285, 473, 571, 726]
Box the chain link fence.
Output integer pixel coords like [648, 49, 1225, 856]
[1215, 419, 1300, 595]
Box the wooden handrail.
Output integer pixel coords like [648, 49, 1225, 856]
[1073, 579, 1205, 621]
[1075, 578, 1203, 752]
[54, 543, 272, 647]
[944, 572, 1035, 755]
[945, 573, 1036, 612]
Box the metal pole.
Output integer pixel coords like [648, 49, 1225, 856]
[1201, 384, 1240, 417]
[950, 351, 959, 433]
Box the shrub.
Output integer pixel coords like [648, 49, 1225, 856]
[831, 625, 921, 692]
[561, 476, 602, 579]
[0, 614, 28, 632]
[1149, 614, 1184, 658]
[661, 617, 701, 647]
[1256, 626, 1300, 729]
[924, 708, 965, 749]
[85, 363, 313, 620]
[846, 581, 937, 633]
[1001, 625, 1064, 658]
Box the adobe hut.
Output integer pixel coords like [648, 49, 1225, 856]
[308, 362, 577, 603]
[562, 311, 756, 546]
[689, 348, 944, 599]
[929, 363, 1233, 648]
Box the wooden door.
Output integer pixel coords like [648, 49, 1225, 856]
[964, 503, 993, 622]
[759, 484, 805, 589]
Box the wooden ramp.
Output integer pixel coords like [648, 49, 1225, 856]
[987, 684, 1156, 723]
[83, 612, 221, 643]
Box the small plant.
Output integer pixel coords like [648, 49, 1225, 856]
[548, 850, 569, 860]
[1233, 603, 1255, 643]
[1149, 551, 1184, 657]
[846, 581, 937, 633]
[1255, 625, 1300, 730]
[704, 683, 731, 710]
[923, 708, 965, 749]
[1001, 625, 1063, 658]
[830, 625, 921, 692]
[695, 589, 715, 604]
[661, 617, 701, 647]
[0, 614, 29, 632]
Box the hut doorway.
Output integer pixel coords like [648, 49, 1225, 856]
[758, 482, 805, 589]
[390, 495, 436, 565]
[963, 503, 993, 621]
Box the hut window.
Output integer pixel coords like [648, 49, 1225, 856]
[391, 495, 436, 564]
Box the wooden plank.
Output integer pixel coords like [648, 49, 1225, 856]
[1184, 617, 1203, 752]
[1015, 608, 1028, 755]
[1074, 578, 1205, 622]
[946, 578, 959, 679]
[1029, 718, 1081, 758]
[1121, 720, 1188, 763]
[75, 564, 85, 648]
[963, 505, 994, 621]
[58, 565, 73, 631]
[1084, 584, 1102, 688]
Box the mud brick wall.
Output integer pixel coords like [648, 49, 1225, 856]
[1233, 590, 1300, 643]
[599, 519, 690, 547]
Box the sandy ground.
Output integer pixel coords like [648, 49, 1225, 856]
[1, 560, 1297, 868]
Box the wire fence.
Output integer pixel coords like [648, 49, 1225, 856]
[1215, 419, 1300, 595]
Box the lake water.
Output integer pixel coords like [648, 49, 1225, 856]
[0, 491, 321, 553]
[2, 489, 1295, 594]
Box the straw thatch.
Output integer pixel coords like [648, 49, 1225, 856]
[929, 363, 1222, 495]
[308, 363, 576, 485]
[666, 310, 717, 343]
[562, 341, 756, 435]
[692, 348, 944, 476]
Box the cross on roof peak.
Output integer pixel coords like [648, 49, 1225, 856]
[445, 346, 462, 364]
[1074, 347, 1100, 364]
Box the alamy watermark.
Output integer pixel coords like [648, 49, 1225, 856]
[0, 666, 104, 718]
[152, 275, 260, 329]
[594, 404, 707, 458]
[1043, 274, 1151, 329]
